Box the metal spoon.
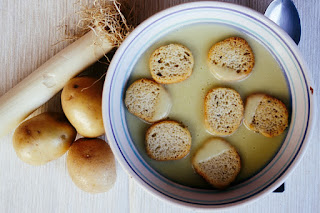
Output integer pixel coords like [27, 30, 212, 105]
[265, 0, 301, 194]
[265, 0, 301, 44]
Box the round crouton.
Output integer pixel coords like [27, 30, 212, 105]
[145, 120, 191, 161]
[149, 44, 194, 84]
[124, 78, 172, 123]
[192, 138, 241, 189]
[243, 93, 289, 137]
[207, 37, 255, 81]
[204, 87, 244, 136]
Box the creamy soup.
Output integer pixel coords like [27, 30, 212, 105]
[125, 23, 291, 188]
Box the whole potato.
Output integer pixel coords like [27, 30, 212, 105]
[13, 112, 77, 165]
[61, 77, 104, 138]
[67, 138, 116, 193]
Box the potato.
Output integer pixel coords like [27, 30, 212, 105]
[13, 112, 77, 165]
[61, 77, 104, 138]
[67, 138, 116, 193]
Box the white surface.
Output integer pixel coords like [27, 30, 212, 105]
[0, 0, 319, 212]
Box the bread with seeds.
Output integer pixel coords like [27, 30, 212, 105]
[207, 37, 255, 81]
[204, 87, 244, 136]
[192, 138, 241, 189]
[149, 43, 194, 84]
[145, 120, 191, 161]
[124, 79, 172, 123]
[243, 94, 288, 137]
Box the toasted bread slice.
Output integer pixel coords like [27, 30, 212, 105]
[204, 87, 244, 136]
[244, 94, 289, 137]
[207, 37, 255, 81]
[192, 138, 241, 189]
[145, 120, 191, 161]
[149, 44, 194, 84]
[124, 78, 172, 123]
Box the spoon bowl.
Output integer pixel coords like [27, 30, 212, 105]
[265, 0, 301, 44]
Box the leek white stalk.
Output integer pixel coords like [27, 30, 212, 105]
[0, 30, 113, 138]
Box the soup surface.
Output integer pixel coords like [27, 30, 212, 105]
[125, 23, 291, 188]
